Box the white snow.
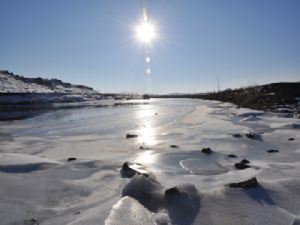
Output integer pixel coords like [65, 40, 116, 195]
[105, 196, 157, 225]
[0, 72, 96, 94]
[0, 98, 299, 225]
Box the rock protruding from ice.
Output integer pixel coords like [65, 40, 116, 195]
[67, 157, 77, 161]
[126, 133, 138, 139]
[232, 133, 242, 138]
[234, 159, 251, 170]
[120, 162, 149, 178]
[121, 162, 138, 178]
[201, 147, 213, 155]
[240, 159, 250, 164]
[267, 149, 279, 153]
[170, 145, 179, 148]
[228, 177, 259, 189]
[24, 218, 39, 225]
[245, 132, 263, 141]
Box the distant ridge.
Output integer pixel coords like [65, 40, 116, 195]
[198, 82, 300, 111]
[151, 82, 300, 114]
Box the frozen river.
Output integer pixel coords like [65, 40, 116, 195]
[2, 98, 199, 148]
[0, 98, 300, 225]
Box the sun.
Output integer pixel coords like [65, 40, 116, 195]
[136, 21, 157, 44]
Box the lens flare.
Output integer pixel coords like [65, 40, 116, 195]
[136, 21, 156, 44]
[146, 68, 151, 75]
[134, 7, 158, 85]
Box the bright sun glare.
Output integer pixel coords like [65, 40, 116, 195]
[136, 21, 156, 44]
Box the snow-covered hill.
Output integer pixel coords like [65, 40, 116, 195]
[0, 70, 95, 119]
[0, 70, 95, 94]
[0, 70, 146, 120]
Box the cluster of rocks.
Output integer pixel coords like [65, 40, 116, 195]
[232, 132, 262, 140]
[120, 161, 200, 224]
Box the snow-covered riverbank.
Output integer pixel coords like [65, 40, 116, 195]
[0, 70, 145, 120]
[0, 99, 299, 225]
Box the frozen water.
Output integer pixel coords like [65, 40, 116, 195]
[0, 98, 300, 225]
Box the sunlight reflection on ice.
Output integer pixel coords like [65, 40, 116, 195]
[135, 105, 158, 146]
[135, 150, 157, 164]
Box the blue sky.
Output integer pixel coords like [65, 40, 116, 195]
[1, 0, 299, 93]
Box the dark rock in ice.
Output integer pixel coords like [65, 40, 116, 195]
[234, 159, 250, 170]
[246, 132, 253, 139]
[165, 187, 180, 196]
[24, 218, 39, 225]
[228, 177, 259, 189]
[121, 162, 137, 178]
[240, 159, 250, 164]
[67, 157, 77, 161]
[126, 133, 138, 139]
[170, 145, 179, 148]
[139, 146, 145, 150]
[289, 138, 295, 141]
[121, 162, 148, 178]
[75, 211, 80, 215]
[155, 113, 158, 115]
[122, 162, 131, 170]
[232, 133, 242, 138]
[234, 163, 250, 170]
[227, 154, 237, 158]
[267, 149, 279, 153]
[201, 148, 213, 155]
[246, 132, 261, 140]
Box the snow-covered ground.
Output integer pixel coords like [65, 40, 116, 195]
[0, 71, 97, 94]
[0, 99, 299, 225]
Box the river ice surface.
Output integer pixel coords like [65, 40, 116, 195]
[0, 98, 300, 225]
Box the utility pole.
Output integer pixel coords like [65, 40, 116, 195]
[217, 78, 220, 93]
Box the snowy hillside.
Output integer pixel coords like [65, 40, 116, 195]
[0, 70, 146, 120]
[0, 70, 95, 94]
